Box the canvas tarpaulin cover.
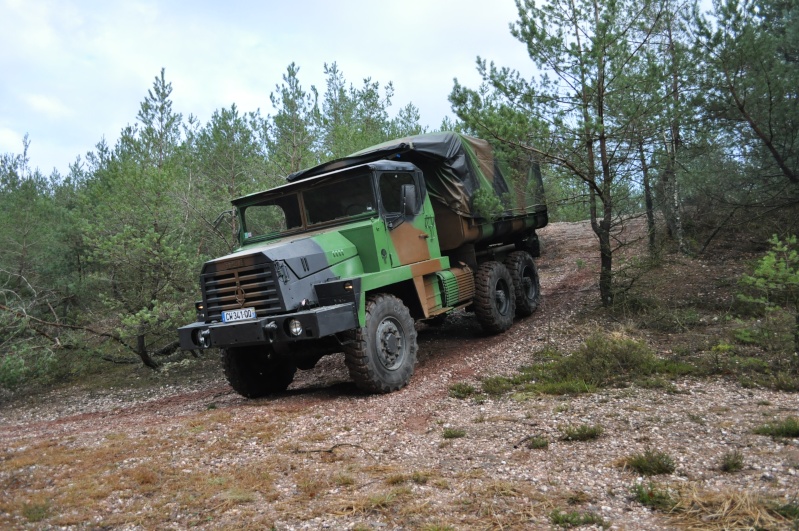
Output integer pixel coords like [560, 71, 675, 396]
[286, 132, 533, 219]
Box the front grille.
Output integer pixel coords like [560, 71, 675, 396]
[201, 260, 283, 321]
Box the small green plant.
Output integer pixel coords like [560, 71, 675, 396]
[550, 509, 607, 528]
[411, 471, 431, 484]
[448, 382, 476, 399]
[624, 448, 676, 475]
[771, 500, 799, 520]
[525, 436, 549, 449]
[559, 424, 603, 442]
[21, 502, 50, 523]
[631, 482, 675, 511]
[739, 234, 799, 361]
[754, 417, 799, 438]
[719, 450, 745, 472]
[481, 376, 514, 396]
[442, 427, 466, 439]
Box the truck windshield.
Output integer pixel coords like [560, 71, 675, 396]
[242, 194, 302, 239]
[303, 173, 375, 225]
[241, 173, 375, 241]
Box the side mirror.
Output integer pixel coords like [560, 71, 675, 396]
[401, 184, 418, 216]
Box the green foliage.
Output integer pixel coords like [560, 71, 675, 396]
[552, 334, 661, 387]
[624, 448, 676, 476]
[631, 482, 675, 511]
[448, 382, 476, 399]
[550, 509, 607, 528]
[442, 428, 466, 439]
[740, 235, 799, 311]
[559, 424, 603, 442]
[753, 417, 799, 438]
[739, 234, 799, 370]
[481, 376, 514, 396]
[478, 333, 687, 399]
[524, 436, 549, 450]
[719, 450, 745, 473]
[471, 189, 507, 221]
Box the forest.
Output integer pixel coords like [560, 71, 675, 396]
[1, 0, 797, 390]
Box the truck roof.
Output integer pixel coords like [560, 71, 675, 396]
[232, 160, 417, 206]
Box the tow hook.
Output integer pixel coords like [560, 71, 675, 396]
[263, 321, 278, 343]
[198, 329, 211, 348]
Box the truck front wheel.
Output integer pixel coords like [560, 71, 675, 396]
[505, 251, 541, 316]
[474, 261, 516, 334]
[222, 346, 297, 398]
[344, 294, 418, 393]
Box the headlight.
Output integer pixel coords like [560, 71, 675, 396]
[287, 319, 303, 337]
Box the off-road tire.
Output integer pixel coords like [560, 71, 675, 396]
[505, 251, 541, 316]
[474, 261, 516, 334]
[344, 294, 418, 393]
[222, 346, 297, 398]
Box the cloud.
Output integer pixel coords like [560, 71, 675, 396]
[23, 94, 74, 119]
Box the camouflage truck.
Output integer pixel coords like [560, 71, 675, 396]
[178, 132, 548, 397]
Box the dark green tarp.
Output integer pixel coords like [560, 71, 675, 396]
[286, 132, 533, 219]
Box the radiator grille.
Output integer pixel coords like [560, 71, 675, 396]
[201, 261, 282, 321]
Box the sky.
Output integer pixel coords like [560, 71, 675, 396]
[0, 0, 533, 176]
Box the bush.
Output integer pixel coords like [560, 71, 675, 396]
[551, 333, 660, 387]
[753, 417, 799, 438]
[559, 424, 603, 442]
[624, 448, 676, 476]
[631, 482, 675, 511]
[448, 382, 476, 399]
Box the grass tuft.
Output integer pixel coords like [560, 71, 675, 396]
[559, 424, 603, 442]
[719, 450, 745, 473]
[623, 448, 675, 476]
[631, 482, 675, 511]
[442, 428, 466, 439]
[753, 416, 799, 438]
[550, 508, 607, 528]
[448, 382, 476, 399]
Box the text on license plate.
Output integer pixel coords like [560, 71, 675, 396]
[222, 308, 256, 322]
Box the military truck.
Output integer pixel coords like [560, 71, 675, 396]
[178, 132, 547, 397]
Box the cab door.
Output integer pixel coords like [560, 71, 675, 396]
[377, 171, 438, 267]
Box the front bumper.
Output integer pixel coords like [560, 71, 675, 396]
[178, 302, 358, 350]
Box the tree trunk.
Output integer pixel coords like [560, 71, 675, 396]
[638, 141, 656, 255]
[136, 332, 159, 369]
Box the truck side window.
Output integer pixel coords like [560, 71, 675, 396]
[379, 173, 415, 213]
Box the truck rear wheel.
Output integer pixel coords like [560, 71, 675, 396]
[505, 251, 541, 316]
[222, 346, 297, 398]
[344, 294, 418, 393]
[474, 261, 516, 334]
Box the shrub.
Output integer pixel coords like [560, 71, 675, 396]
[551, 333, 660, 387]
[753, 417, 799, 438]
[442, 428, 466, 439]
[624, 448, 676, 475]
[448, 382, 476, 399]
[719, 450, 745, 472]
[559, 424, 603, 442]
[550, 509, 607, 528]
[481, 376, 513, 396]
[525, 436, 549, 449]
[631, 482, 675, 511]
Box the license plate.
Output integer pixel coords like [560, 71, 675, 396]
[221, 308, 256, 323]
